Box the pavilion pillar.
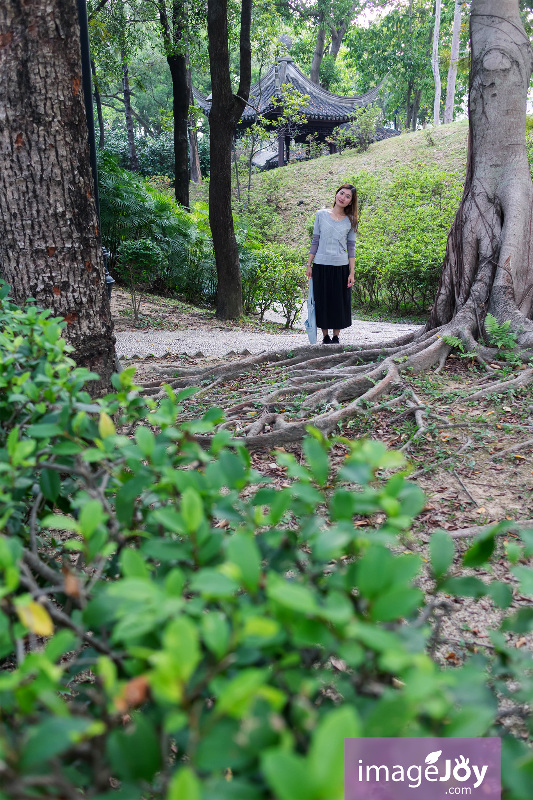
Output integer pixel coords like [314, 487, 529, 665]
[277, 127, 285, 166]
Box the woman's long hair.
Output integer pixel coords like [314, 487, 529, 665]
[333, 183, 358, 231]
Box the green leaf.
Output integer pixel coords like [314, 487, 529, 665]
[430, 530, 454, 579]
[39, 468, 61, 503]
[78, 500, 107, 539]
[41, 513, 81, 534]
[488, 581, 513, 609]
[502, 607, 533, 632]
[107, 715, 161, 782]
[181, 487, 204, 533]
[226, 534, 261, 591]
[216, 669, 268, 718]
[162, 617, 200, 683]
[267, 574, 317, 615]
[190, 569, 238, 598]
[462, 526, 498, 567]
[202, 612, 230, 659]
[27, 423, 64, 438]
[303, 436, 330, 486]
[510, 565, 533, 597]
[356, 546, 392, 599]
[167, 768, 201, 800]
[371, 587, 423, 622]
[441, 576, 488, 598]
[262, 750, 315, 800]
[120, 548, 150, 579]
[135, 425, 155, 457]
[20, 717, 97, 768]
[309, 707, 361, 795]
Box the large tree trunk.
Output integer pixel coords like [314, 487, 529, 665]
[428, 0, 533, 345]
[207, 0, 252, 320]
[444, 0, 462, 124]
[0, 0, 115, 393]
[431, 0, 442, 125]
[310, 19, 326, 85]
[121, 49, 139, 171]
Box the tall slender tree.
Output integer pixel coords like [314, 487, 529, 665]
[0, 0, 116, 392]
[207, 0, 252, 319]
[431, 0, 442, 124]
[443, 0, 462, 124]
[155, 1, 190, 207]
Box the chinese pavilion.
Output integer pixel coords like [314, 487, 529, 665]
[193, 56, 384, 167]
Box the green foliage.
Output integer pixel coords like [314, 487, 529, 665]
[328, 106, 382, 154]
[98, 153, 215, 304]
[118, 239, 165, 323]
[352, 164, 463, 313]
[103, 128, 177, 178]
[1, 288, 533, 797]
[442, 335, 465, 353]
[243, 243, 307, 327]
[485, 313, 519, 351]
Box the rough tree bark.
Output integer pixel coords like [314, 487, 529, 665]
[207, 0, 252, 320]
[0, 0, 116, 394]
[431, 0, 442, 125]
[157, 1, 190, 208]
[429, 0, 533, 343]
[141, 0, 533, 446]
[444, 0, 462, 124]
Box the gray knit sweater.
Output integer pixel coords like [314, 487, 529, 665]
[310, 208, 356, 266]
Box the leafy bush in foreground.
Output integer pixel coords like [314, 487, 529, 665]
[0, 287, 532, 798]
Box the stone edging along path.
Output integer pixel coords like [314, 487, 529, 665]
[115, 314, 423, 360]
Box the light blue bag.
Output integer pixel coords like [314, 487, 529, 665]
[304, 278, 317, 344]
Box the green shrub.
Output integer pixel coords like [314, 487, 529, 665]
[352, 165, 463, 313]
[328, 106, 382, 154]
[245, 244, 306, 326]
[103, 129, 176, 178]
[1, 286, 533, 797]
[117, 239, 165, 323]
[98, 153, 213, 303]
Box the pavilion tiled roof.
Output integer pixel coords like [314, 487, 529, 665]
[192, 57, 384, 124]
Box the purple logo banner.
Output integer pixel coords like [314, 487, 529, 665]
[345, 738, 500, 799]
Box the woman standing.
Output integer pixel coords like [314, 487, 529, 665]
[306, 184, 357, 344]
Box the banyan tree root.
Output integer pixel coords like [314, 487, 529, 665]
[138, 313, 533, 448]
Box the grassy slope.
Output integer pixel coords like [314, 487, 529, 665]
[250, 120, 469, 249]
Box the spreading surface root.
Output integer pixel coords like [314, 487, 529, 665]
[139, 324, 533, 448]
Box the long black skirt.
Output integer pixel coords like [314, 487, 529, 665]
[312, 263, 352, 330]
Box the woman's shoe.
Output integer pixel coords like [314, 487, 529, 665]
[331, 335, 340, 344]
[322, 334, 332, 344]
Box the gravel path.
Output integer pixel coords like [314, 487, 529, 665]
[115, 305, 423, 359]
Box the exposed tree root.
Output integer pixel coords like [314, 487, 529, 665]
[136, 313, 533, 450]
[449, 519, 533, 539]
